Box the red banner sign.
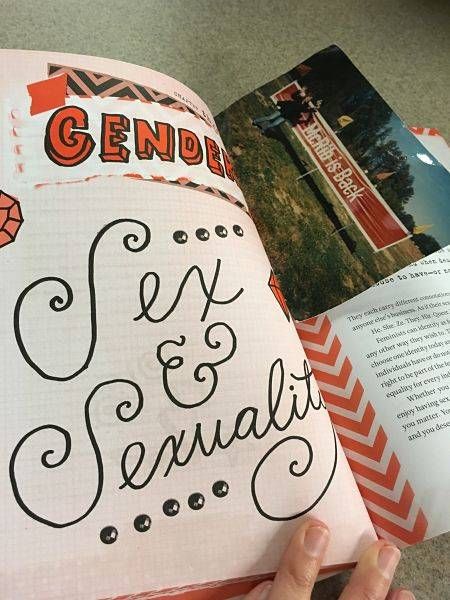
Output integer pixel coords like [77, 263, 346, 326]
[273, 83, 410, 251]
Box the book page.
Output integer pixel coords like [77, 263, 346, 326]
[0, 51, 374, 600]
[217, 45, 450, 319]
[297, 132, 450, 544]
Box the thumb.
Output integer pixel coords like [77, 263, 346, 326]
[339, 539, 401, 600]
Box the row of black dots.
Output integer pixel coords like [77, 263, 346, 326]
[173, 225, 244, 244]
[99, 480, 229, 544]
[163, 479, 229, 516]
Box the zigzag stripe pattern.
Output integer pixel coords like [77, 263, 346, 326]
[33, 172, 247, 213]
[296, 314, 428, 547]
[47, 64, 215, 130]
[123, 173, 247, 212]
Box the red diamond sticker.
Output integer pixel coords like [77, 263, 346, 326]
[0, 191, 23, 249]
[268, 270, 290, 321]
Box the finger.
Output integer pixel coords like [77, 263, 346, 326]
[387, 589, 416, 600]
[340, 539, 401, 600]
[267, 519, 330, 600]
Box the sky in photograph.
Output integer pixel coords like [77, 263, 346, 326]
[387, 115, 450, 247]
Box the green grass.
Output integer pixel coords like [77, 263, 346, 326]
[217, 77, 423, 320]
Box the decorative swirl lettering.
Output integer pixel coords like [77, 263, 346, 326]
[10, 357, 335, 528]
[134, 259, 243, 323]
[156, 322, 237, 409]
[14, 219, 151, 381]
[9, 379, 143, 528]
[120, 357, 329, 495]
[250, 427, 338, 521]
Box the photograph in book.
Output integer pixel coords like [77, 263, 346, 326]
[216, 45, 450, 320]
[298, 128, 450, 548]
[0, 50, 376, 600]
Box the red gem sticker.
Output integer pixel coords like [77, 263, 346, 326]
[268, 270, 290, 321]
[0, 191, 23, 249]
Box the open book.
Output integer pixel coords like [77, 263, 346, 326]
[0, 46, 449, 600]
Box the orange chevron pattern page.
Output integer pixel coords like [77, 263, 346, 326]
[296, 315, 430, 546]
[297, 129, 450, 547]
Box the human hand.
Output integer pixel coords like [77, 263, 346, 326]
[244, 519, 414, 600]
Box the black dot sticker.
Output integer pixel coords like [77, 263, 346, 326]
[233, 225, 243, 237]
[173, 230, 188, 244]
[196, 228, 210, 241]
[100, 525, 118, 544]
[134, 514, 151, 532]
[188, 492, 205, 510]
[215, 225, 228, 238]
[163, 498, 180, 516]
[212, 480, 229, 498]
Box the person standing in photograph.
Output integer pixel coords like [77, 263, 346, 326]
[252, 87, 322, 133]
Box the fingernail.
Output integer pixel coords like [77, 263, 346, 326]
[303, 523, 329, 557]
[257, 582, 272, 600]
[397, 591, 415, 600]
[377, 544, 401, 579]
